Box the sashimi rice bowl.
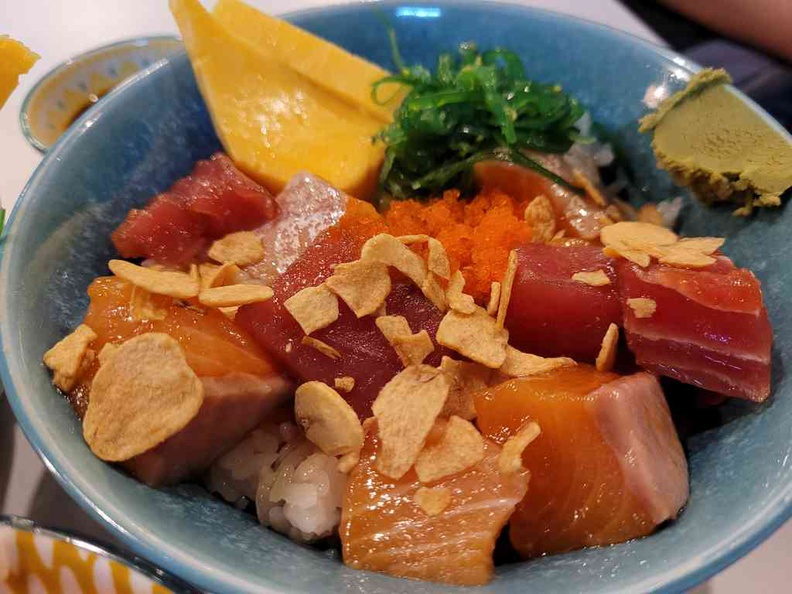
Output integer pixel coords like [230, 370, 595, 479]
[6, 0, 792, 591]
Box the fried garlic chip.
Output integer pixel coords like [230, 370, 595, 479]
[109, 260, 199, 299]
[420, 272, 448, 312]
[361, 233, 427, 287]
[439, 356, 491, 420]
[658, 237, 725, 269]
[375, 314, 412, 338]
[500, 346, 575, 378]
[496, 250, 518, 329]
[372, 365, 450, 479]
[427, 238, 451, 280]
[436, 307, 509, 369]
[446, 270, 476, 315]
[199, 262, 240, 290]
[415, 486, 452, 516]
[596, 323, 619, 373]
[198, 284, 273, 307]
[325, 259, 391, 318]
[571, 270, 611, 287]
[499, 421, 541, 474]
[486, 282, 501, 316]
[43, 324, 98, 392]
[83, 333, 204, 462]
[284, 284, 339, 334]
[334, 376, 356, 393]
[573, 169, 607, 207]
[604, 245, 651, 268]
[129, 286, 169, 321]
[295, 381, 364, 457]
[337, 450, 360, 474]
[301, 336, 342, 360]
[375, 315, 435, 366]
[397, 234, 451, 280]
[97, 343, 119, 366]
[673, 237, 725, 254]
[207, 231, 265, 266]
[524, 195, 556, 244]
[627, 297, 657, 319]
[600, 222, 678, 267]
[658, 248, 715, 269]
[219, 306, 239, 320]
[415, 416, 485, 483]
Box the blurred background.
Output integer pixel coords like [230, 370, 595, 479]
[1, 1, 790, 593]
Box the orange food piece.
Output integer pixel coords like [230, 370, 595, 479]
[333, 197, 389, 248]
[70, 276, 278, 416]
[0, 35, 39, 109]
[475, 365, 688, 558]
[474, 158, 613, 241]
[341, 429, 529, 586]
[384, 189, 532, 301]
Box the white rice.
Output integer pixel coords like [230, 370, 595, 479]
[205, 420, 347, 543]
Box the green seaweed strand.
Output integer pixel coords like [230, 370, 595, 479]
[373, 34, 589, 201]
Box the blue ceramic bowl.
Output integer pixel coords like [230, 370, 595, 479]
[1, 2, 790, 593]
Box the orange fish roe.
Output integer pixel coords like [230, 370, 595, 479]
[384, 190, 534, 301]
[333, 197, 390, 249]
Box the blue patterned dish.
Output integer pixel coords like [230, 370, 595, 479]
[20, 36, 182, 152]
[0, 515, 192, 592]
[1, 2, 790, 593]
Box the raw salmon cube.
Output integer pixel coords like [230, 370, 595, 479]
[475, 366, 688, 558]
[340, 430, 529, 586]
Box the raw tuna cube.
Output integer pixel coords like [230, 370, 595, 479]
[125, 373, 291, 486]
[236, 224, 451, 418]
[111, 194, 206, 267]
[475, 366, 688, 558]
[505, 243, 621, 361]
[112, 153, 278, 266]
[617, 258, 772, 401]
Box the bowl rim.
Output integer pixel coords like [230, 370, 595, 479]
[0, 514, 196, 592]
[1, 1, 790, 593]
[18, 34, 182, 153]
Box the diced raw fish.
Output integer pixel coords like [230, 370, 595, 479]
[67, 276, 286, 418]
[340, 430, 529, 586]
[617, 258, 772, 401]
[81, 277, 276, 377]
[474, 151, 611, 240]
[242, 172, 349, 285]
[125, 372, 291, 486]
[236, 224, 451, 418]
[72, 277, 292, 484]
[112, 153, 278, 266]
[506, 243, 621, 361]
[475, 366, 688, 558]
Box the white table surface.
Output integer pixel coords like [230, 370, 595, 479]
[0, 1, 789, 592]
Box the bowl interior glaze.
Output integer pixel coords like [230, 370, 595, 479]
[1, 2, 790, 593]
